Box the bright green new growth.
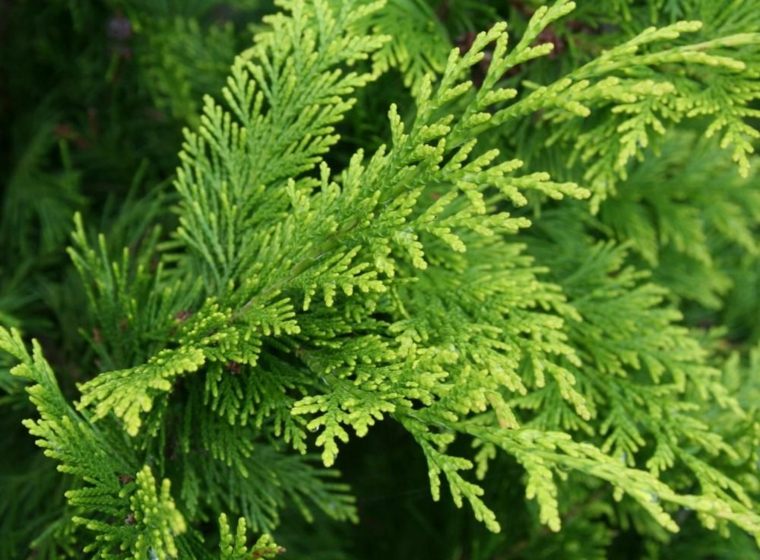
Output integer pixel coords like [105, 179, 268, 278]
[2, 0, 759, 557]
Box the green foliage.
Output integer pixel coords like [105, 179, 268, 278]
[1, 0, 759, 558]
[364, 0, 452, 95]
[219, 513, 285, 559]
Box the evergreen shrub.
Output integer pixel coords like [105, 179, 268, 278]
[1, 0, 759, 558]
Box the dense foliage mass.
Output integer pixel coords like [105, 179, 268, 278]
[1, 0, 759, 558]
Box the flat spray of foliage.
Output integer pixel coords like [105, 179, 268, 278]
[1, 0, 759, 558]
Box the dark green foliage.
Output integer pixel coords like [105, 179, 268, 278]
[1, 0, 758, 558]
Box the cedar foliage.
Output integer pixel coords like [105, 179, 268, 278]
[1, 0, 759, 558]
